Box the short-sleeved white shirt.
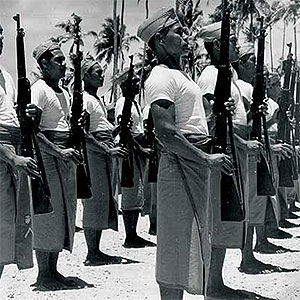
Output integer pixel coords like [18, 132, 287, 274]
[83, 91, 113, 133]
[0, 66, 19, 128]
[115, 96, 144, 135]
[197, 65, 247, 126]
[145, 65, 209, 136]
[235, 79, 253, 105]
[31, 79, 71, 132]
[266, 97, 279, 133]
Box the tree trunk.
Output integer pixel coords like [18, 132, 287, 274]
[281, 19, 286, 72]
[269, 26, 274, 71]
[294, 17, 297, 62]
[120, 0, 125, 71]
[138, 0, 150, 107]
[113, 0, 119, 103]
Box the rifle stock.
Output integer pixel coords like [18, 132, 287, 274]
[212, 0, 245, 222]
[13, 13, 52, 214]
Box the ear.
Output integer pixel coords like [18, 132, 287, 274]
[40, 58, 48, 70]
[155, 33, 165, 46]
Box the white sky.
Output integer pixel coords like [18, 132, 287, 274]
[0, 0, 297, 92]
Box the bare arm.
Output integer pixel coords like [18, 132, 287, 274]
[0, 142, 39, 177]
[151, 99, 231, 171]
[36, 132, 82, 164]
[85, 133, 110, 154]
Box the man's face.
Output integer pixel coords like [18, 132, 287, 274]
[238, 54, 256, 83]
[161, 23, 189, 59]
[0, 25, 4, 56]
[45, 49, 66, 80]
[88, 64, 104, 88]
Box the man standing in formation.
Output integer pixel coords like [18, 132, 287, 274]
[138, 8, 233, 299]
[0, 23, 39, 280]
[31, 39, 82, 289]
[1, 6, 300, 300]
[81, 54, 126, 265]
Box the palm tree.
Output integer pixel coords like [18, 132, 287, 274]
[267, 0, 300, 69]
[93, 16, 139, 71]
[209, 0, 271, 41]
[137, 0, 150, 105]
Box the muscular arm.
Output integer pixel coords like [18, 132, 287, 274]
[85, 133, 110, 154]
[0, 142, 19, 166]
[0, 142, 39, 177]
[36, 132, 64, 158]
[151, 99, 210, 165]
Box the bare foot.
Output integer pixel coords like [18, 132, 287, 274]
[206, 285, 251, 299]
[239, 259, 296, 274]
[52, 271, 78, 287]
[123, 235, 156, 248]
[31, 276, 67, 290]
[279, 219, 300, 228]
[254, 242, 297, 254]
[84, 252, 121, 266]
[266, 227, 293, 239]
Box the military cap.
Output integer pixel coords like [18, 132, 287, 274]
[81, 53, 101, 78]
[198, 21, 235, 42]
[268, 72, 281, 86]
[32, 38, 60, 61]
[239, 42, 255, 59]
[137, 7, 179, 43]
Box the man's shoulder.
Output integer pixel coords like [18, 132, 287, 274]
[31, 78, 46, 89]
[0, 65, 14, 80]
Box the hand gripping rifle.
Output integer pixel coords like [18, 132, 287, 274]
[68, 13, 92, 199]
[277, 43, 296, 187]
[119, 55, 135, 187]
[250, 17, 276, 196]
[13, 13, 52, 214]
[212, 0, 245, 222]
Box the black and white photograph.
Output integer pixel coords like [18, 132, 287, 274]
[0, 0, 300, 299]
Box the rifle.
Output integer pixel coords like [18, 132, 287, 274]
[13, 13, 52, 214]
[289, 61, 299, 180]
[68, 13, 92, 199]
[294, 68, 300, 173]
[119, 55, 135, 187]
[145, 109, 158, 183]
[277, 43, 296, 187]
[250, 17, 276, 196]
[212, 0, 245, 222]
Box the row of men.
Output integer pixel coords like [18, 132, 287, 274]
[1, 7, 299, 299]
[0, 22, 157, 290]
[137, 7, 300, 300]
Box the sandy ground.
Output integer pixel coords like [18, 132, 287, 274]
[1, 202, 300, 300]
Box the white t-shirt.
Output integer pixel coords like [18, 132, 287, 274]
[145, 65, 209, 136]
[31, 79, 71, 132]
[197, 65, 247, 126]
[115, 96, 144, 135]
[83, 91, 113, 133]
[266, 97, 279, 134]
[235, 79, 253, 105]
[0, 66, 19, 128]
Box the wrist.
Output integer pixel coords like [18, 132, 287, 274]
[10, 154, 19, 168]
